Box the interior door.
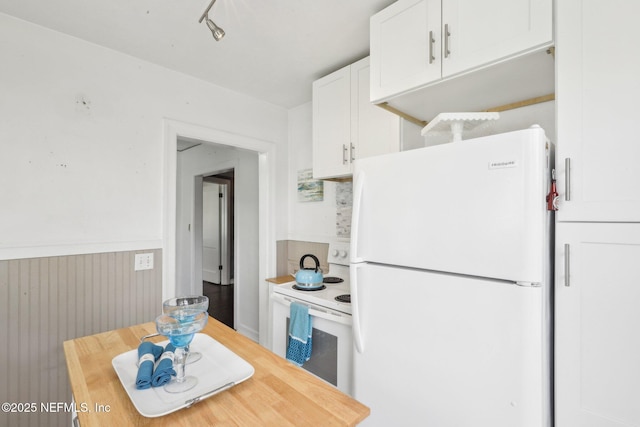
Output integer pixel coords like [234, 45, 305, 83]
[202, 176, 232, 285]
[202, 181, 222, 283]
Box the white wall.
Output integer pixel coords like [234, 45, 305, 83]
[0, 13, 288, 262]
[422, 101, 557, 146]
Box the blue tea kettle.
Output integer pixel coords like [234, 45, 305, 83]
[295, 254, 323, 289]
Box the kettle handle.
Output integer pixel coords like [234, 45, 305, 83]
[299, 254, 320, 272]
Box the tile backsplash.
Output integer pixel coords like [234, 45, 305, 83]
[336, 181, 353, 238]
[278, 179, 352, 277]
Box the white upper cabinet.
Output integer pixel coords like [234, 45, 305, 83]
[312, 65, 352, 179]
[370, 0, 441, 102]
[313, 57, 420, 180]
[370, 0, 553, 104]
[555, 0, 640, 222]
[442, 0, 552, 77]
[351, 59, 414, 160]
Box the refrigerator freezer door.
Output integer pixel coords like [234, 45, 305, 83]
[351, 263, 550, 427]
[351, 127, 549, 284]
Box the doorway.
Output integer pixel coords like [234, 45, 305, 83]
[202, 170, 234, 328]
[163, 118, 277, 344]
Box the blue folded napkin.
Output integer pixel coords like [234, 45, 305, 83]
[135, 342, 164, 390]
[286, 302, 313, 366]
[151, 343, 177, 387]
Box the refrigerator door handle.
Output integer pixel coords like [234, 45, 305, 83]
[564, 243, 571, 287]
[351, 171, 365, 263]
[351, 263, 364, 353]
[565, 157, 571, 201]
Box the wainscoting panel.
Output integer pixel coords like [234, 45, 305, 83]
[0, 249, 162, 427]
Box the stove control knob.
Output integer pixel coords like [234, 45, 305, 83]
[339, 250, 348, 258]
[332, 249, 339, 257]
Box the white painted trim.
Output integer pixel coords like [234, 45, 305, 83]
[0, 240, 163, 261]
[163, 119, 277, 342]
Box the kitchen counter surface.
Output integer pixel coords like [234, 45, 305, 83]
[265, 275, 295, 284]
[64, 317, 369, 426]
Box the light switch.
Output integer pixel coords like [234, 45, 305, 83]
[134, 253, 154, 271]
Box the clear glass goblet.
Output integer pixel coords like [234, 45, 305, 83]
[163, 296, 209, 364]
[155, 309, 208, 393]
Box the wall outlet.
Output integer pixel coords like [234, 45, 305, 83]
[134, 253, 154, 271]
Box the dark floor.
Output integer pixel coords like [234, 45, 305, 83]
[203, 281, 234, 329]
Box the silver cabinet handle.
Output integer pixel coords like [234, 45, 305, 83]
[565, 158, 571, 201]
[564, 243, 571, 287]
[429, 30, 435, 64]
[444, 24, 451, 58]
[350, 143, 355, 163]
[342, 144, 348, 165]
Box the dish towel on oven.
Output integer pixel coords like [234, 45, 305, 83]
[286, 302, 313, 366]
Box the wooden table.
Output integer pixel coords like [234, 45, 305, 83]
[64, 317, 369, 426]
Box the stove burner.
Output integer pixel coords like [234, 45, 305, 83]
[293, 284, 326, 291]
[323, 276, 344, 284]
[335, 294, 351, 303]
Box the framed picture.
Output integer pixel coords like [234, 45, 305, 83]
[297, 169, 323, 202]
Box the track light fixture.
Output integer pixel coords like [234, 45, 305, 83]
[199, 0, 225, 41]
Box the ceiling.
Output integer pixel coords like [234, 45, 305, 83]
[0, 0, 396, 109]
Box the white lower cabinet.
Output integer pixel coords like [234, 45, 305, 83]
[555, 222, 640, 426]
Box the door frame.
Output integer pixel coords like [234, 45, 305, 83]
[162, 118, 277, 311]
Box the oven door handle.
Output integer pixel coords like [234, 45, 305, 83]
[272, 293, 352, 326]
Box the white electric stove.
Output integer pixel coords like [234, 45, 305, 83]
[270, 241, 353, 394]
[272, 241, 351, 314]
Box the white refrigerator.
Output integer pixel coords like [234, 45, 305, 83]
[350, 126, 553, 426]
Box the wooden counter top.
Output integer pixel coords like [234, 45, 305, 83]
[64, 317, 369, 426]
[265, 275, 295, 285]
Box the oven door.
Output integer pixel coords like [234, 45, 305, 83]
[271, 292, 353, 395]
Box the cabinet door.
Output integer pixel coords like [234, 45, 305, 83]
[312, 66, 351, 179]
[556, 0, 640, 222]
[555, 223, 640, 426]
[350, 57, 401, 160]
[370, 0, 441, 103]
[441, 0, 552, 77]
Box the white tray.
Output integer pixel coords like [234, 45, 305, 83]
[112, 333, 254, 418]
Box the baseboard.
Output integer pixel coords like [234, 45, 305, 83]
[236, 324, 259, 343]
